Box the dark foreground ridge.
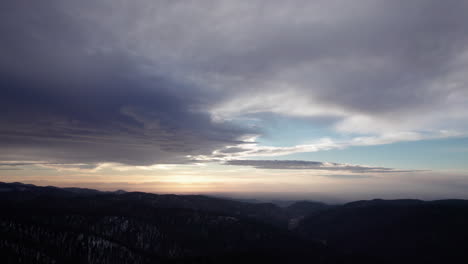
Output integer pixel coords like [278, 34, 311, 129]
[1, 182, 468, 263]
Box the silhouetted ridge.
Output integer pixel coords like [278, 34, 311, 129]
[296, 198, 468, 263]
[2, 182, 468, 263]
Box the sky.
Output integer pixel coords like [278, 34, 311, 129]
[1, 0, 468, 202]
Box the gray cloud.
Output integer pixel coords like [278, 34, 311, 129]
[322, 174, 371, 179]
[0, 71, 249, 165]
[225, 160, 417, 173]
[0, 0, 252, 166]
[1, 0, 468, 166]
[0, 163, 41, 167]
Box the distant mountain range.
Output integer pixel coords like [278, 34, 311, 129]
[1, 182, 468, 263]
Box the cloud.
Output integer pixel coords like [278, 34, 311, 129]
[193, 131, 464, 161]
[0, 162, 44, 167]
[1, 0, 468, 167]
[224, 159, 416, 173]
[0, 66, 250, 165]
[0, 1, 253, 166]
[322, 174, 371, 179]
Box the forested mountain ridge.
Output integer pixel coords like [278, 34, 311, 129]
[1, 182, 468, 263]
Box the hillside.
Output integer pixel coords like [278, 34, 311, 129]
[1, 182, 468, 263]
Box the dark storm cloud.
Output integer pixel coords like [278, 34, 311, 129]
[0, 0, 250, 165]
[0, 68, 249, 165]
[225, 160, 416, 173]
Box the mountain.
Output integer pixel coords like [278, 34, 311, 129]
[2, 182, 468, 263]
[285, 200, 330, 217]
[0, 182, 328, 263]
[295, 198, 468, 263]
[0, 182, 104, 199]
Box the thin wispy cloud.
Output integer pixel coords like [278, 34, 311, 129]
[225, 160, 417, 174]
[193, 131, 464, 161]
